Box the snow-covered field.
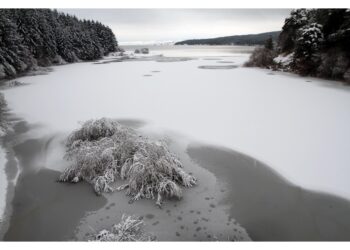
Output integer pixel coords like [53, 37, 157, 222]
[2, 45, 350, 201]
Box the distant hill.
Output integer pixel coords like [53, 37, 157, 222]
[175, 31, 281, 46]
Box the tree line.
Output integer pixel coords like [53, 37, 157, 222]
[0, 9, 118, 79]
[175, 31, 280, 46]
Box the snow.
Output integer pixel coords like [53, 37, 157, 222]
[3, 46, 350, 200]
[273, 53, 293, 67]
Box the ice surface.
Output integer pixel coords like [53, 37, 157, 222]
[3, 46, 350, 199]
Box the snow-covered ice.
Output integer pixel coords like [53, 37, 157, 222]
[3, 46, 350, 200]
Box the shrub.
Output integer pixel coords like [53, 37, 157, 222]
[93, 214, 155, 241]
[317, 49, 350, 80]
[59, 118, 197, 207]
[344, 68, 350, 84]
[264, 37, 274, 50]
[244, 47, 276, 68]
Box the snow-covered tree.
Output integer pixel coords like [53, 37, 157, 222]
[275, 8, 350, 81]
[278, 9, 313, 53]
[295, 23, 324, 58]
[293, 23, 324, 74]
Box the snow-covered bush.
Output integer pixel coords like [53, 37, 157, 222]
[273, 53, 294, 70]
[93, 214, 154, 241]
[59, 118, 197, 207]
[244, 47, 276, 69]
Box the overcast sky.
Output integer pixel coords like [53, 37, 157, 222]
[59, 9, 292, 44]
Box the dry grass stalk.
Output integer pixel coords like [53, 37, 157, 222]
[59, 118, 197, 206]
[93, 214, 155, 241]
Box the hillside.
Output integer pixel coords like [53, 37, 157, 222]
[174, 31, 280, 46]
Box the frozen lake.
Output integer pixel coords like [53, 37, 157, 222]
[1, 45, 350, 240]
[3, 45, 350, 199]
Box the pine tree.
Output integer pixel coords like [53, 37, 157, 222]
[264, 36, 273, 50]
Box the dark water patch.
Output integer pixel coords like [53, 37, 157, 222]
[267, 72, 275, 75]
[209, 204, 216, 208]
[152, 221, 159, 226]
[93, 59, 123, 65]
[143, 74, 152, 77]
[176, 232, 180, 237]
[145, 214, 155, 219]
[187, 144, 350, 241]
[202, 58, 221, 61]
[116, 119, 146, 129]
[151, 71, 161, 73]
[156, 57, 194, 63]
[12, 139, 46, 173]
[217, 61, 234, 63]
[4, 168, 107, 241]
[198, 65, 238, 70]
[0, 116, 33, 238]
